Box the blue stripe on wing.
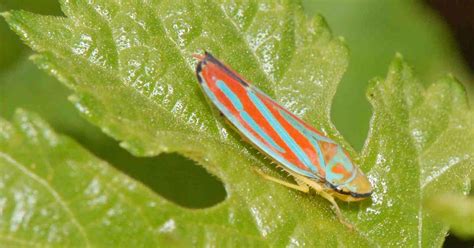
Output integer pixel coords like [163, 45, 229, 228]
[198, 74, 317, 179]
[247, 90, 318, 174]
[278, 110, 328, 172]
[216, 80, 284, 153]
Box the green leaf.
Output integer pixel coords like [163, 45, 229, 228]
[357, 55, 473, 246]
[0, 0, 61, 71]
[425, 194, 474, 240]
[304, 0, 474, 150]
[2, 0, 473, 246]
[303, 0, 474, 150]
[0, 110, 260, 246]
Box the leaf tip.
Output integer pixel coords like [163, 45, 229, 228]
[435, 74, 470, 107]
[394, 52, 404, 59]
[13, 107, 28, 117]
[390, 52, 407, 69]
[439, 74, 468, 95]
[386, 53, 418, 84]
[1, 10, 26, 25]
[337, 36, 346, 43]
[0, 11, 21, 31]
[365, 77, 383, 102]
[0, 11, 11, 19]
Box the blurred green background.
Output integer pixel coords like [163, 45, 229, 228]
[1, 0, 472, 246]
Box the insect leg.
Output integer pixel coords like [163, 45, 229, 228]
[296, 176, 353, 229]
[253, 168, 309, 193]
[317, 190, 353, 229]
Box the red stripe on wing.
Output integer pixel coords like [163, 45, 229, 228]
[256, 92, 326, 177]
[200, 65, 268, 148]
[262, 95, 326, 137]
[200, 62, 308, 170]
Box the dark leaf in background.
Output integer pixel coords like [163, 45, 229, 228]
[427, 0, 474, 75]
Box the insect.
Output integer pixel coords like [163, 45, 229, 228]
[194, 52, 372, 227]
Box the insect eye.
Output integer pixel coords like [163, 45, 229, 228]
[335, 186, 350, 194]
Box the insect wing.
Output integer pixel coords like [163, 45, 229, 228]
[196, 53, 331, 179]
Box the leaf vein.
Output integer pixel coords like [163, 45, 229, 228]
[0, 153, 91, 247]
